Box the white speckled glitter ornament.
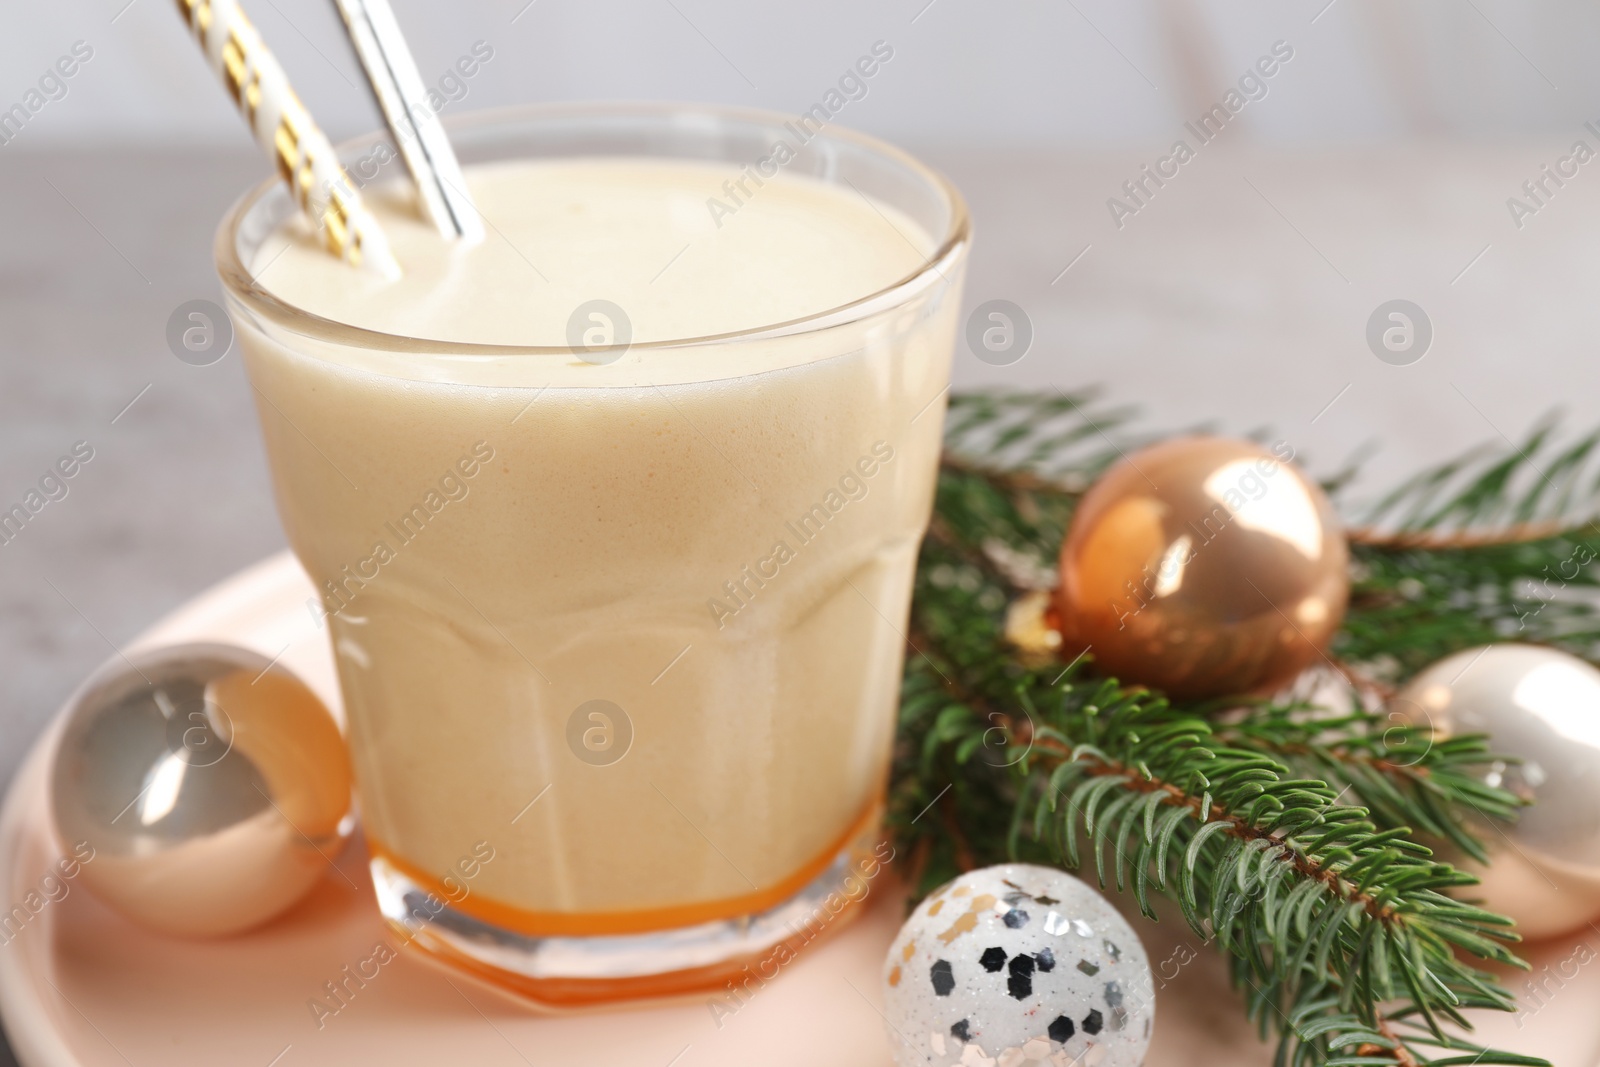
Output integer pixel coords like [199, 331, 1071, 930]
[883, 864, 1153, 1067]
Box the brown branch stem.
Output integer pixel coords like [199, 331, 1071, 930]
[1347, 521, 1567, 550]
[1355, 1016, 1421, 1067]
[1007, 718, 1402, 925]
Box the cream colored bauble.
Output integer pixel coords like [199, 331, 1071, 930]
[1392, 643, 1600, 940]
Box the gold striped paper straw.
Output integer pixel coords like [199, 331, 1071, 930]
[175, 0, 399, 277]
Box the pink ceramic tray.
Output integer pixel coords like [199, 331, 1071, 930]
[0, 553, 1591, 1065]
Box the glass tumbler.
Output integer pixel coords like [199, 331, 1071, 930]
[216, 102, 970, 1005]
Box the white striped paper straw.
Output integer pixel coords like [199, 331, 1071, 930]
[175, 0, 400, 277]
[332, 0, 484, 242]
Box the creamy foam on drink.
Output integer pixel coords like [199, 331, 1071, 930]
[242, 159, 959, 927]
[257, 158, 932, 373]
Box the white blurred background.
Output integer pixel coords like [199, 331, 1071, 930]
[5, 0, 1599, 144]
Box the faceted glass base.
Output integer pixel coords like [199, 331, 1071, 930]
[370, 829, 888, 1008]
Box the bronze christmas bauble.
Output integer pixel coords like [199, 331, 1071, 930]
[1055, 436, 1348, 701]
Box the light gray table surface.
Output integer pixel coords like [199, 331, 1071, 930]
[3, 141, 1597, 1065]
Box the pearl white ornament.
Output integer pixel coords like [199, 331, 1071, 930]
[1392, 643, 1600, 939]
[883, 864, 1153, 1067]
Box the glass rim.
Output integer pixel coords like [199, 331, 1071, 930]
[214, 100, 971, 357]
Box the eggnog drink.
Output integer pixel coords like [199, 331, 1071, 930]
[222, 107, 968, 999]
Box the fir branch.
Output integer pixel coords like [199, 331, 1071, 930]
[1350, 414, 1600, 538]
[941, 388, 1147, 490]
[1337, 534, 1600, 681]
[892, 391, 1583, 1066]
[934, 397, 1539, 862]
[894, 621, 1535, 1066]
[1216, 704, 1524, 866]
